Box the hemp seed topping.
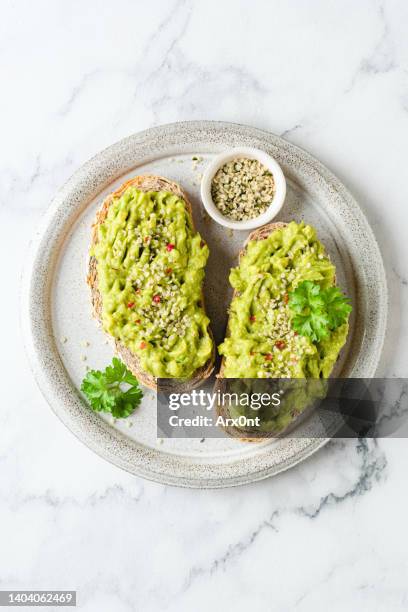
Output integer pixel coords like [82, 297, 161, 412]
[211, 157, 275, 221]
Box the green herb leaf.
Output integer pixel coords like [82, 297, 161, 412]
[81, 357, 143, 418]
[323, 286, 353, 329]
[288, 281, 351, 343]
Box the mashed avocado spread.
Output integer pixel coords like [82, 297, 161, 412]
[218, 222, 349, 378]
[92, 187, 213, 378]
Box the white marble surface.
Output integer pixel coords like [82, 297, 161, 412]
[2, 0, 408, 610]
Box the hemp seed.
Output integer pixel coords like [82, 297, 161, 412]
[211, 157, 275, 221]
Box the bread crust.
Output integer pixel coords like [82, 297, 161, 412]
[87, 174, 215, 391]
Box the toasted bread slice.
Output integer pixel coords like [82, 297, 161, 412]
[217, 221, 342, 439]
[88, 174, 215, 391]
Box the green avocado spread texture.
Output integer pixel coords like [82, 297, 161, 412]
[92, 187, 213, 378]
[218, 221, 349, 378]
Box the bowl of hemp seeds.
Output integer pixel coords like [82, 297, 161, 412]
[200, 147, 286, 230]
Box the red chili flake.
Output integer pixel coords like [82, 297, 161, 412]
[250, 351, 255, 356]
[140, 341, 147, 349]
[127, 302, 135, 309]
[200, 240, 206, 248]
[153, 295, 161, 303]
[135, 319, 141, 324]
[294, 331, 299, 336]
[275, 340, 286, 350]
[284, 293, 289, 304]
[144, 236, 150, 243]
[265, 353, 273, 361]
[165, 267, 172, 275]
[166, 243, 175, 252]
[250, 315, 256, 322]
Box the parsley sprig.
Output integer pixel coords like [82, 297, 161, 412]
[288, 281, 351, 343]
[81, 357, 143, 418]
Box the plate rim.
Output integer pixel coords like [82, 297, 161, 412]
[21, 120, 388, 488]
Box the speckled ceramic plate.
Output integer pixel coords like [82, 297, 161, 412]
[22, 121, 387, 488]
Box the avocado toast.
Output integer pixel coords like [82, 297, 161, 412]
[218, 221, 350, 378]
[216, 221, 351, 437]
[88, 175, 215, 390]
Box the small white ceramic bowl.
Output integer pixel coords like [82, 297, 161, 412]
[200, 147, 286, 230]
